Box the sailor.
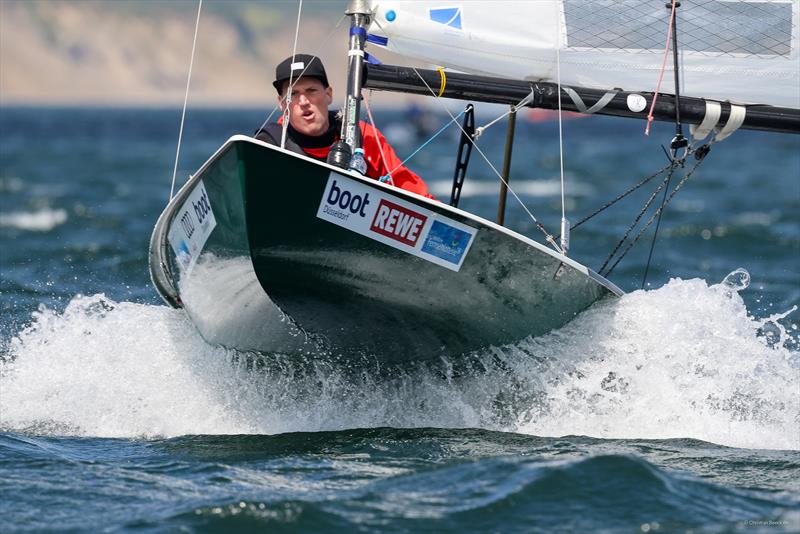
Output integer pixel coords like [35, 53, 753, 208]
[256, 54, 433, 198]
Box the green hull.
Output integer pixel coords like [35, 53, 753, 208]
[150, 136, 621, 363]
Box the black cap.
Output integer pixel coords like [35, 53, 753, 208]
[273, 54, 329, 94]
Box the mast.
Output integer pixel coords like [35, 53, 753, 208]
[327, 0, 372, 169]
[363, 64, 800, 135]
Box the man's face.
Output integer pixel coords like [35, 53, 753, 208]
[279, 77, 333, 137]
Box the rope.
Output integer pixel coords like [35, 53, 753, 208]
[362, 90, 393, 184]
[169, 0, 202, 201]
[570, 162, 674, 230]
[374, 16, 561, 250]
[598, 164, 678, 275]
[281, 0, 304, 150]
[388, 109, 466, 175]
[645, 0, 678, 136]
[642, 0, 685, 284]
[641, 170, 673, 288]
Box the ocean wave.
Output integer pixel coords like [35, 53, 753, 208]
[4, 429, 795, 532]
[155, 453, 791, 531]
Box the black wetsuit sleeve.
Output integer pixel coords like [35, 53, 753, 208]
[254, 125, 279, 145]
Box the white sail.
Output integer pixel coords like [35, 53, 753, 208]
[368, 0, 800, 109]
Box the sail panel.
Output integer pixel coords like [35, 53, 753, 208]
[564, 0, 793, 56]
[368, 0, 800, 109]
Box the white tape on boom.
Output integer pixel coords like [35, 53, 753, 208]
[690, 101, 722, 141]
[715, 105, 746, 141]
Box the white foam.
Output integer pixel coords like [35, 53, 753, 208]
[0, 296, 261, 437]
[428, 179, 593, 199]
[511, 273, 799, 450]
[0, 208, 68, 231]
[0, 274, 797, 450]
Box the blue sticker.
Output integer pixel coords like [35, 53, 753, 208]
[421, 220, 471, 265]
[366, 34, 388, 47]
[350, 26, 367, 37]
[177, 240, 192, 268]
[429, 7, 462, 30]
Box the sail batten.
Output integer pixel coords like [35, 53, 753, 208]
[368, 0, 800, 109]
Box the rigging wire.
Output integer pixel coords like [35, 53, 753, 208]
[641, 172, 672, 287]
[372, 17, 562, 253]
[362, 91, 392, 183]
[604, 156, 705, 276]
[644, 0, 678, 136]
[388, 110, 466, 175]
[556, 27, 568, 254]
[473, 92, 533, 139]
[364, 91, 467, 186]
[568, 162, 674, 230]
[169, 0, 202, 201]
[281, 0, 304, 150]
[642, 0, 686, 288]
[598, 166, 677, 276]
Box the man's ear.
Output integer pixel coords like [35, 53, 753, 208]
[325, 86, 333, 106]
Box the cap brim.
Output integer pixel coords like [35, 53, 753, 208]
[273, 75, 328, 93]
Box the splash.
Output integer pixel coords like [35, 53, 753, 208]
[0, 296, 261, 437]
[510, 271, 799, 450]
[0, 273, 797, 450]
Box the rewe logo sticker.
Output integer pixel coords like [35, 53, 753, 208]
[370, 199, 427, 246]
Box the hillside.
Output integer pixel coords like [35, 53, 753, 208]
[0, 0, 410, 106]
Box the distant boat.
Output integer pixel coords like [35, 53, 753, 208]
[150, 0, 799, 364]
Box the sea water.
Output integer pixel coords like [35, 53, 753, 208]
[1, 108, 798, 532]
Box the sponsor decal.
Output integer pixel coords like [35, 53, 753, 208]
[429, 7, 462, 30]
[370, 199, 428, 246]
[168, 180, 217, 272]
[317, 173, 476, 271]
[176, 240, 192, 270]
[321, 177, 372, 222]
[421, 220, 472, 266]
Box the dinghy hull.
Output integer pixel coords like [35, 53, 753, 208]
[150, 136, 621, 363]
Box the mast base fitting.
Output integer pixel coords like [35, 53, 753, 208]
[345, 0, 371, 15]
[327, 141, 352, 169]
